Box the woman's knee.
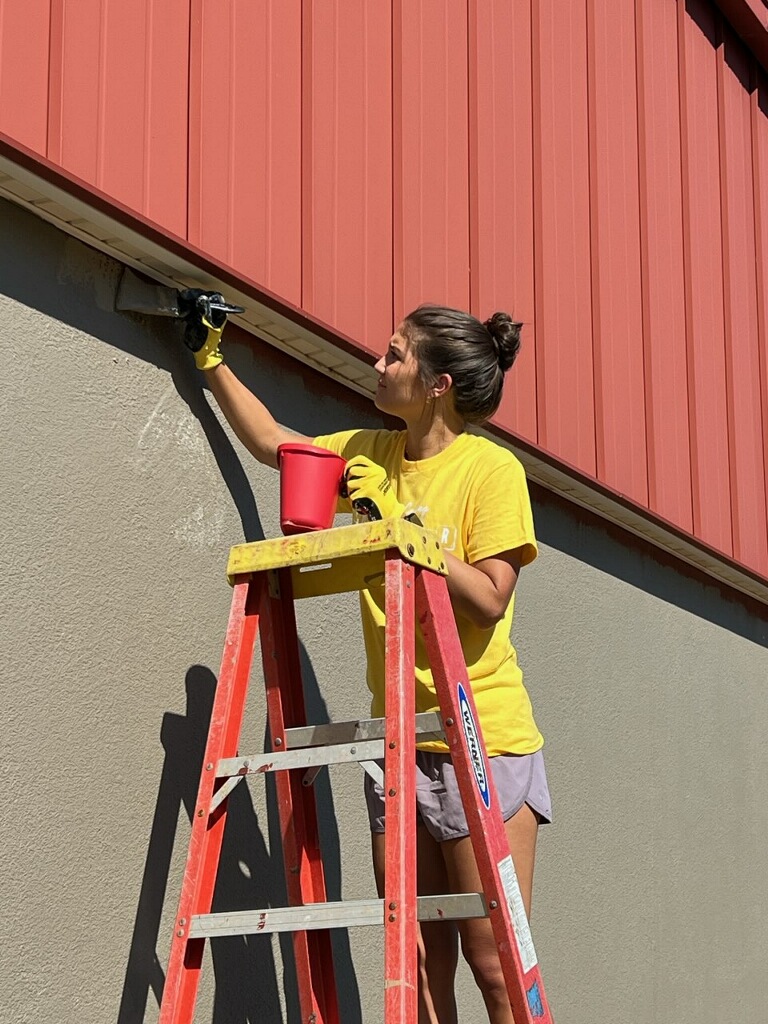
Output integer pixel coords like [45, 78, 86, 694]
[460, 930, 506, 999]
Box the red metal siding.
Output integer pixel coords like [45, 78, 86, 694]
[0, 0, 50, 153]
[394, 0, 470, 319]
[718, 27, 768, 572]
[3, 0, 768, 581]
[189, 0, 302, 304]
[680, 0, 733, 554]
[751, 70, 768, 568]
[636, 0, 694, 532]
[303, 1, 392, 347]
[532, 0, 596, 473]
[470, 0, 538, 442]
[587, 0, 648, 504]
[48, 0, 189, 236]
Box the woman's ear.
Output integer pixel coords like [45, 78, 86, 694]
[431, 372, 453, 400]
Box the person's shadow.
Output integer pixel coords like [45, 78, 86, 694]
[116, 366, 363, 1024]
[116, 659, 364, 1023]
[115, 665, 283, 1023]
[214, 645, 362, 1024]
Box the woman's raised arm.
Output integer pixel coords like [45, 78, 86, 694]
[204, 362, 308, 469]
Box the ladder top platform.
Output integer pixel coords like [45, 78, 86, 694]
[227, 518, 448, 596]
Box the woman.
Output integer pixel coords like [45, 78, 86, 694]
[186, 300, 551, 1024]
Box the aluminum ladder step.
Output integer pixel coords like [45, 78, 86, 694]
[284, 710, 444, 748]
[190, 893, 487, 939]
[216, 710, 444, 779]
[209, 711, 445, 812]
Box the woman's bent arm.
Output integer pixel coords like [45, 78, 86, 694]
[205, 363, 308, 469]
[443, 550, 523, 630]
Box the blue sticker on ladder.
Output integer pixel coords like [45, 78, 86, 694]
[457, 683, 491, 809]
[526, 980, 544, 1018]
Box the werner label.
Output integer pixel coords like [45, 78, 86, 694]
[457, 682, 491, 810]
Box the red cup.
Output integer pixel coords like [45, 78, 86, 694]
[277, 443, 347, 535]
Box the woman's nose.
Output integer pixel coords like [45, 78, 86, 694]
[374, 355, 385, 375]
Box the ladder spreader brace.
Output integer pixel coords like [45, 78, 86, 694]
[158, 519, 553, 1024]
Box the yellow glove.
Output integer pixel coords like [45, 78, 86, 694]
[343, 456, 404, 521]
[180, 289, 231, 370]
[191, 317, 224, 370]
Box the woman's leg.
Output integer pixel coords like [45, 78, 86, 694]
[371, 827, 459, 1023]
[416, 825, 459, 1023]
[441, 802, 539, 1024]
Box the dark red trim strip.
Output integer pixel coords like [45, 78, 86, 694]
[715, 0, 768, 71]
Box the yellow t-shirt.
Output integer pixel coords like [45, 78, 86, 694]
[312, 429, 542, 756]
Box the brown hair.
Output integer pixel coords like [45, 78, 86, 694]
[402, 305, 522, 424]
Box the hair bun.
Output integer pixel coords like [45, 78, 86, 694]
[484, 312, 522, 372]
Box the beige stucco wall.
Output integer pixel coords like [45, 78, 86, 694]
[2, 199, 766, 1024]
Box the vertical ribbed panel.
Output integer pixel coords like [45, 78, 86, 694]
[679, 0, 733, 555]
[138, 0, 190, 233]
[48, 0, 189, 236]
[587, 0, 647, 504]
[0, 0, 50, 153]
[189, 0, 302, 304]
[636, 0, 693, 532]
[1, 0, 767, 578]
[532, 0, 596, 473]
[718, 28, 768, 572]
[393, 0, 470, 321]
[754, 74, 768, 564]
[47, 0, 103, 177]
[469, 0, 537, 442]
[302, 0, 392, 348]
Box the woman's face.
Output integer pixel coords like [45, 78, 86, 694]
[373, 325, 429, 420]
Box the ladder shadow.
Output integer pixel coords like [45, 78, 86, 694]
[168, 363, 265, 544]
[116, 660, 364, 1024]
[258, 644, 365, 1024]
[116, 665, 284, 1024]
[117, 358, 363, 1021]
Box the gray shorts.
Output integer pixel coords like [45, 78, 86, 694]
[364, 748, 552, 842]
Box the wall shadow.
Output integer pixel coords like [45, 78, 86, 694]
[116, 664, 286, 1024]
[0, 197, 380, 445]
[166, 357, 265, 544]
[209, 635, 362, 1024]
[685, 0, 760, 96]
[265, 644, 364, 1023]
[531, 483, 768, 649]
[0, 206, 367, 1021]
[117, 649, 364, 1024]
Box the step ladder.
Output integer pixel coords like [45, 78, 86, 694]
[158, 519, 553, 1024]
